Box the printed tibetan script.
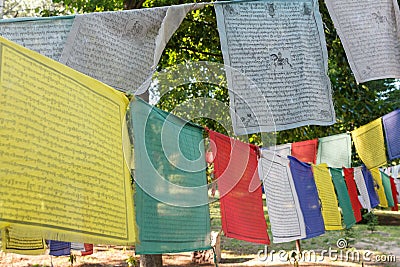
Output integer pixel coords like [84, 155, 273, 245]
[215, 0, 335, 134]
[325, 0, 400, 83]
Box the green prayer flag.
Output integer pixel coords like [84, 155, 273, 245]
[329, 168, 356, 228]
[380, 171, 395, 207]
[130, 98, 211, 254]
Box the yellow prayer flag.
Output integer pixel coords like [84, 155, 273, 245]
[351, 118, 386, 169]
[0, 36, 136, 245]
[312, 163, 342, 230]
[370, 168, 389, 208]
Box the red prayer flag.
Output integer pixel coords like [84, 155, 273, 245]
[291, 139, 318, 164]
[209, 130, 270, 244]
[81, 244, 93, 256]
[343, 167, 363, 222]
[390, 177, 399, 211]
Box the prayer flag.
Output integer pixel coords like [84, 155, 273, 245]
[317, 133, 351, 167]
[291, 139, 318, 164]
[370, 168, 389, 207]
[214, 0, 335, 134]
[352, 118, 386, 169]
[380, 171, 395, 207]
[288, 156, 325, 239]
[361, 166, 380, 209]
[329, 168, 356, 228]
[259, 149, 306, 243]
[49, 240, 71, 256]
[312, 164, 342, 230]
[210, 130, 270, 244]
[131, 98, 211, 254]
[382, 110, 400, 160]
[343, 168, 363, 222]
[0, 36, 136, 245]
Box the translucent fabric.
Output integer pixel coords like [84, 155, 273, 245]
[317, 133, 351, 167]
[291, 139, 318, 164]
[329, 168, 356, 228]
[312, 164, 342, 230]
[131, 98, 211, 254]
[370, 168, 389, 207]
[342, 168, 363, 222]
[288, 156, 325, 239]
[351, 118, 386, 169]
[382, 110, 400, 160]
[210, 130, 270, 244]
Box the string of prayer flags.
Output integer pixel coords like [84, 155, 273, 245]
[61, 4, 203, 93]
[329, 168, 356, 228]
[390, 177, 399, 211]
[209, 130, 270, 244]
[0, 36, 136, 245]
[379, 171, 395, 208]
[316, 133, 351, 168]
[312, 164, 342, 230]
[258, 149, 306, 243]
[382, 110, 400, 160]
[361, 166, 380, 209]
[370, 168, 389, 207]
[214, 0, 335, 135]
[288, 156, 325, 239]
[342, 168, 363, 222]
[351, 118, 387, 169]
[291, 139, 318, 164]
[325, 0, 400, 83]
[2, 227, 46, 255]
[131, 98, 211, 254]
[49, 241, 71, 256]
[268, 143, 292, 158]
[0, 16, 75, 61]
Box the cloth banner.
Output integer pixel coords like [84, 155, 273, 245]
[49, 240, 71, 256]
[316, 133, 351, 167]
[312, 164, 342, 230]
[0, 37, 136, 245]
[370, 168, 389, 207]
[361, 166, 380, 209]
[329, 168, 356, 228]
[288, 156, 325, 239]
[210, 130, 270, 244]
[342, 168, 363, 222]
[60, 4, 203, 93]
[214, 0, 335, 134]
[258, 149, 306, 243]
[291, 139, 318, 164]
[268, 143, 292, 158]
[380, 171, 395, 207]
[0, 16, 74, 61]
[325, 0, 400, 83]
[382, 110, 400, 160]
[354, 167, 372, 210]
[131, 98, 211, 254]
[2, 227, 46, 255]
[390, 177, 399, 211]
[351, 118, 386, 169]
[81, 244, 94, 256]
[71, 242, 85, 251]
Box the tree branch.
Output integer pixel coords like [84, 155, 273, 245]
[180, 47, 222, 58]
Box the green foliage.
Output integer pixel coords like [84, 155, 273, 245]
[363, 211, 379, 233]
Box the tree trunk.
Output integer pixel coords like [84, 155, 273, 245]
[140, 254, 162, 267]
